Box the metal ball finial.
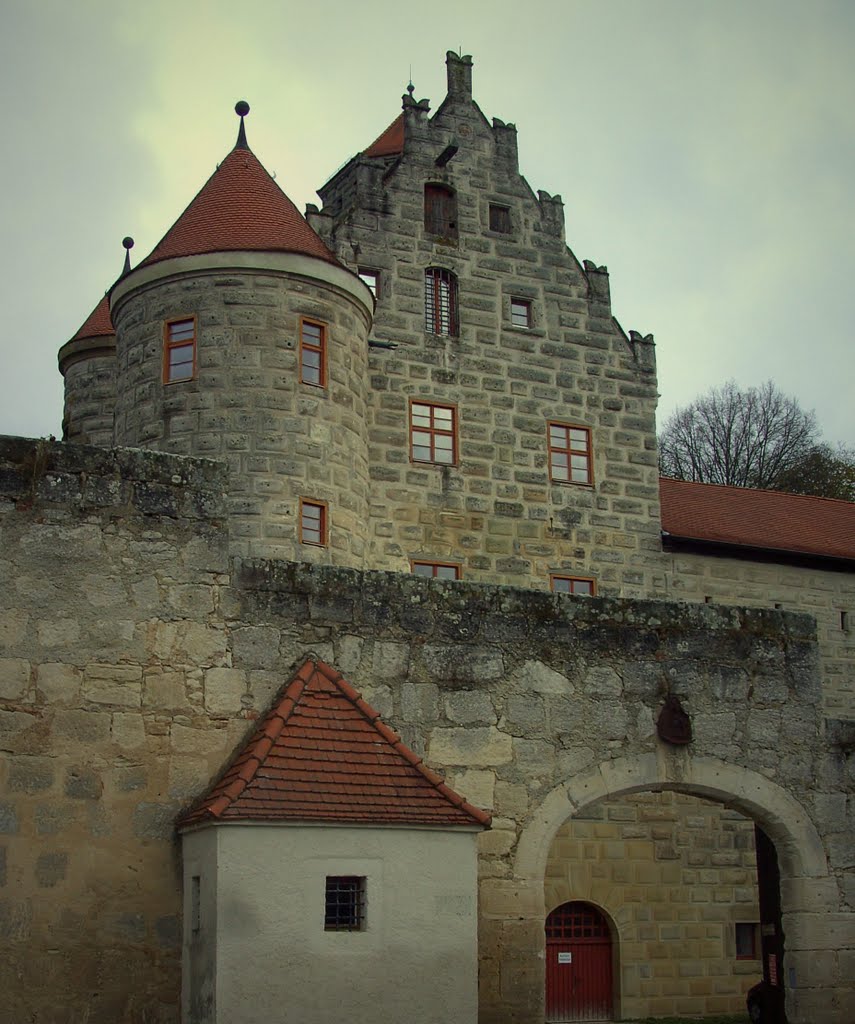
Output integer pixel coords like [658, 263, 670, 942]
[122, 237, 134, 251]
[235, 100, 250, 118]
[234, 101, 250, 149]
[121, 236, 135, 277]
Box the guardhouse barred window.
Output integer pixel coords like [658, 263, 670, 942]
[325, 876, 366, 931]
[424, 268, 459, 336]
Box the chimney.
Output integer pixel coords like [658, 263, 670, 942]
[446, 51, 473, 102]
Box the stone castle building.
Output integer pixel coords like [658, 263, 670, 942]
[1, 52, 853, 1023]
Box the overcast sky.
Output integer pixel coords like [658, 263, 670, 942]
[2, 0, 853, 446]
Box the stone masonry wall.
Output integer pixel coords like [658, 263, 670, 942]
[111, 267, 372, 564]
[547, 792, 761, 1019]
[310, 64, 661, 593]
[1, 437, 852, 1024]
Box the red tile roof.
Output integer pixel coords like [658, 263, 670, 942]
[363, 113, 404, 158]
[70, 295, 113, 341]
[178, 659, 491, 830]
[140, 146, 340, 269]
[660, 477, 855, 561]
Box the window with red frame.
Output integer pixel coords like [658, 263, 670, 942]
[164, 317, 196, 383]
[411, 561, 461, 580]
[299, 499, 327, 546]
[551, 576, 596, 596]
[300, 318, 326, 386]
[548, 422, 593, 485]
[424, 268, 458, 336]
[424, 184, 457, 240]
[410, 401, 456, 465]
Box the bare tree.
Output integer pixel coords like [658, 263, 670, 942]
[776, 443, 855, 502]
[659, 380, 822, 490]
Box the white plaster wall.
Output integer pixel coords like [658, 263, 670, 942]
[209, 822, 481, 1024]
[182, 829, 219, 1024]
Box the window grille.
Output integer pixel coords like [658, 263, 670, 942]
[424, 268, 458, 336]
[325, 876, 366, 931]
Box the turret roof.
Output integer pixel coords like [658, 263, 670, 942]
[177, 658, 491, 830]
[139, 142, 340, 269]
[70, 295, 113, 341]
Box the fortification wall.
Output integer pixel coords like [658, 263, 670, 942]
[0, 437, 851, 1024]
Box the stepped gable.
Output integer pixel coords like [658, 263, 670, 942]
[363, 113, 404, 158]
[178, 659, 491, 829]
[70, 295, 113, 340]
[139, 145, 340, 270]
[660, 476, 855, 561]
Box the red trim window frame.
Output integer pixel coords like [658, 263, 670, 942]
[299, 498, 327, 546]
[548, 422, 593, 485]
[411, 560, 461, 580]
[511, 298, 532, 328]
[300, 317, 327, 387]
[409, 400, 457, 466]
[424, 268, 459, 337]
[357, 268, 380, 299]
[551, 575, 596, 596]
[163, 316, 197, 384]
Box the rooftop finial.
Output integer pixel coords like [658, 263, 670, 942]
[234, 100, 250, 150]
[121, 236, 134, 277]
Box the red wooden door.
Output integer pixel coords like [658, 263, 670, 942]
[545, 902, 613, 1022]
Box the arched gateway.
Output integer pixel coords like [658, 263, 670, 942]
[505, 753, 833, 1024]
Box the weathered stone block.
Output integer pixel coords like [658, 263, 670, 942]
[428, 726, 513, 766]
[0, 659, 29, 700]
[36, 662, 81, 703]
[445, 690, 496, 725]
[204, 667, 247, 714]
[64, 766, 103, 800]
[6, 757, 54, 793]
[83, 664, 142, 707]
[35, 851, 68, 887]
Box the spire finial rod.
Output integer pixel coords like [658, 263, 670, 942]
[121, 236, 134, 277]
[234, 100, 250, 150]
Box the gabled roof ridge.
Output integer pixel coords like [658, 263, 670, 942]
[177, 658, 491, 830]
[661, 475, 855, 510]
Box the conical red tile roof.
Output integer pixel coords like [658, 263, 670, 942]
[178, 659, 491, 829]
[140, 145, 340, 269]
[70, 295, 113, 341]
[363, 113, 404, 158]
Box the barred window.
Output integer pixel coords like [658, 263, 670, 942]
[425, 268, 458, 336]
[325, 876, 366, 931]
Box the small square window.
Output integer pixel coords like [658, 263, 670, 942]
[511, 299, 532, 329]
[164, 317, 196, 384]
[548, 422, 593, 485]
[551, 575, 596, 596]
[489, 204, 511, 233]
[299, 499, 327, 546]
[358, 268, 379, 298]
[410, 401, 457, 465]
[300, 318, 327, 387]
[325, 876, 366, 931]
[735, 922, 759, 960]
[412, 561, 461, 580]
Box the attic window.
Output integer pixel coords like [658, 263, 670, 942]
[325, 876, 366, 931]
[489, 204, 511, 233]
[424, 184, 457, 241]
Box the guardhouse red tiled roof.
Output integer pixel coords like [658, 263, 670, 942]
[659, 477, 855, 562]
[178, 659, 491, 830]
[70, 295, 113, 341]
[140, 145, 340, 269]
[363, 113, 404, 158]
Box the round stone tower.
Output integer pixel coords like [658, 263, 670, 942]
[109, 104, 374, 565]
[57, 295, 117, 446]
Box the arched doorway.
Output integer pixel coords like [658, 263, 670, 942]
[545, 901, 613, 1022]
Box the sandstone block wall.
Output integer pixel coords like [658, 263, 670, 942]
[547, 792, 761, 1018]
